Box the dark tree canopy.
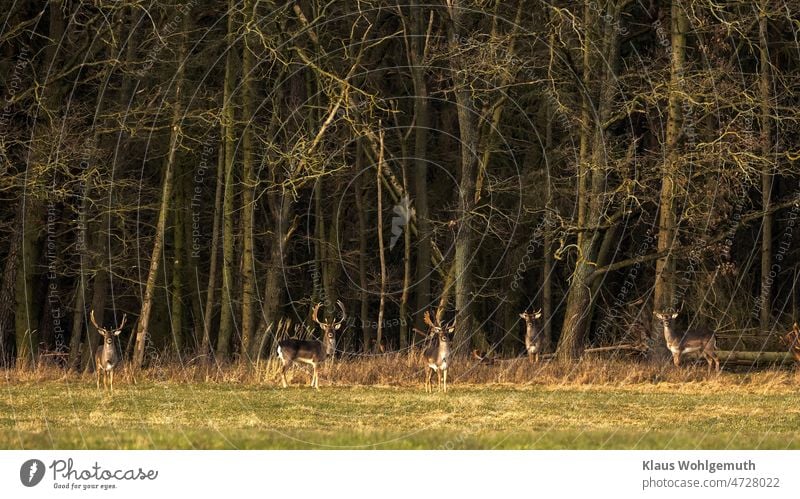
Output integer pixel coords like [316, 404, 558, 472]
[0, 0, 798, 369]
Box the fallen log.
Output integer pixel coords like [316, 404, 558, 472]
[584, 343, 648, 354]
[717, 351, 796, 365]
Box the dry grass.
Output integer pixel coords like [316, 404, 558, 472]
[5, 354, 799, 391]
[2, 357, 799, 449]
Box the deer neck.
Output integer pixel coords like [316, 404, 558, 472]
[323, 335, 336, 359]
[662, 322, 678, 346]
[525, 323, 538, 347]
[101, 339, 116, 363]
[437, 339, 449, 362]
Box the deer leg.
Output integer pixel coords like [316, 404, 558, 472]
[312, 362, 319, 390]
[443, 368, 448, 393]
[436, 369, 442, 392]
[280, 361, 291, 388]
[96, 368, 101, 390]
[672, 352, 681, 368]
[425, 368, 432, 393]
[709, 350, 720, 374]
[110, 370, 114, 392]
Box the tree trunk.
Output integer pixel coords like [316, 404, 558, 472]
[354, 140, 371, 351]
[133, 11, 187, 369]
[654, 1, 687, 317]
[254, 66, 295, 357]
[240, 0, 256, 361]
[543, 108, 554, 352]
[133, 137, 177, 369]
[256, 192, 293, 356]
[15, 199, 43, 369]
[185, 165, 203, 353]
[68, 187, 89, 371]
[556, 0, 622, 361]
[0, 206, 22, 367]
[216, 0, 238, 360]
[411, 0, 432, 332]
[399, 154, 412, 351]
[577, 0, 595, 249]
[447, 0, 479, 354]
[82, 215, 108, 373]
[376, 130, 387, 351]
[758, 0, 773, 331]
[170, 159, 185, 355]
[201, 133, 225, 360]
[14, 0, 68, 369]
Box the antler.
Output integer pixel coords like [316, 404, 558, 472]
[423, 310, 436, 328]
[442, 310, 456, 331]
[118, 314, 128, 330]
[784, 323, 800, 347]
[89, 310, 103, 333]
[311, 302, 324, 326]
[334, 300, 347, 326]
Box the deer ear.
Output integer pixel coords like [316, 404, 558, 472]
[447, 327, 455, 333]
[519, 313, 526, 319]
[534, 312, 542, 319]
[114, 329, 122, 336]
[334, 323, 342, 330]
[670, 313, 678, 319]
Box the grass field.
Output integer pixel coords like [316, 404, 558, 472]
[2, 359, 799, 449]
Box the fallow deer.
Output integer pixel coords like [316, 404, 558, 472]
[472, 349, 495, 365]
[654, 309, 720, 374]
[367, 337, 387, 354]
[519, 309, 544, 363]
[277, 300, 346, 389]
[422, 310, 455, 393]
[781, 323, 800, 365]
[90, 310, 126, 391]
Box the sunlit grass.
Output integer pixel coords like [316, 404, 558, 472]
[2, 366, 799, 449]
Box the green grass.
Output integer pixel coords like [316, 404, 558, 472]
[2, 379, 800, 449]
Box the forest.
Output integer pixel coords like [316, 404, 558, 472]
[1, 0, 799, 373]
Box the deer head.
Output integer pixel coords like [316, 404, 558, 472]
[311, 300, 347, 353]
[90, 310, 127, 345]
[654, 308, 679, 324]
[781, 322, 800, 349]
[423, 310, 455, 342]
[519, 308, 542, 322]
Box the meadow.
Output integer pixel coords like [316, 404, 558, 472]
[2, 358, 799, 449]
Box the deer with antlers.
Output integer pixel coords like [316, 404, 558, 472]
[90, 310, 127, 391]
[519, 309, 544, 363]
[654, 308, 720, 374]
[472, 349, 495, 365]
[422, 310, 455, 393]
[781, 323, 800, 365]
[277, 300, 346, 389]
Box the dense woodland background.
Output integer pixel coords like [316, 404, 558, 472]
[0, 0, 799, 372]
